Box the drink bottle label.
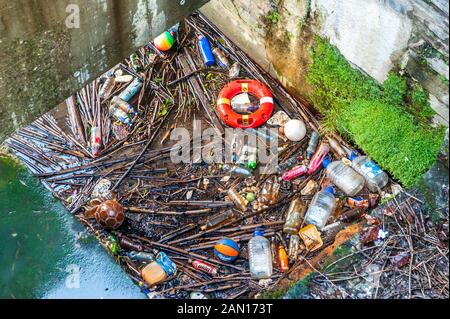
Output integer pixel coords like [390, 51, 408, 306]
[361, 161, 382, 178]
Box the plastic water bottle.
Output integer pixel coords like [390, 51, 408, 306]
[304, 187, 336, 229]
[322, 157, 365, 196]
[306, 131, 320, 159]
[248, 228, 273, 279]
[350, 153, 388, 192]
[99, 73, 116, 99]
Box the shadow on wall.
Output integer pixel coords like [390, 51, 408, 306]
[0, 0, 208, 143]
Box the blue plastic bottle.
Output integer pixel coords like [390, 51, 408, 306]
[118, 78, 143, 102]
[198, 35, 215, 67]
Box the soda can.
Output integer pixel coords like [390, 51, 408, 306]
[118, 78, 143, 103]
[192, 260, 219, 276]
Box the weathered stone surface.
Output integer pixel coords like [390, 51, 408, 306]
[0, 0, 208, 143]
[312, 0, 413, 82]
[201, 0, 449, 124]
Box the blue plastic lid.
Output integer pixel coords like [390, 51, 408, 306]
[324, 186, 335, 194]
[254, 227, 265, 237]
[349, 152, 359, 161]
[322, 156, 332, 168]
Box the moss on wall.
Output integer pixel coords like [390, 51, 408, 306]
[307, 37, 446, 187]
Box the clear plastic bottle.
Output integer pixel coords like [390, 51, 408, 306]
[227, 188, 248, 212]
[306, 131, 320, 159]
[200, 210, 238, 230]
[322, 158, 365, 196]
[283, 198, 306, 235]
[259, 177, 281, 205]
[99, 74, 116, 99]
[350, 153, 388, 192]
[248, 228, 273, 279]
[304, 187, 336, 229]
[221, 164, 253, 177]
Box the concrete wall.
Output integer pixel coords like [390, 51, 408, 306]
[0, 0, 208, 142]
[201, 0, 449, 124]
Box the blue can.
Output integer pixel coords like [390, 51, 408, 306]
[118, 78, 143, 102]
[198, 35, 215, 67]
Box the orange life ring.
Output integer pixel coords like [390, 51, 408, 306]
[216, 79, 274, 128]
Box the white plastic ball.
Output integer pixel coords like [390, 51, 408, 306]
[284, 119, 306, 142]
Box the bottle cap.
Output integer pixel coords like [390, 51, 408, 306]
[254, 227, 265, 237]
[324, 186, 335, 194]
[322, 156, 332, 168]
[349, 152, 358, 161]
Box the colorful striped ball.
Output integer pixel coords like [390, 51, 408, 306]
[214, 238, 240, 263]
[154, 31, 174, 52]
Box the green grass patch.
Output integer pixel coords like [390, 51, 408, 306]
[307, 37, 446, 187]
[340, 100, 444, 186]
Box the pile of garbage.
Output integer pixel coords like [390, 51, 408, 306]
[6, 12, 405, 299]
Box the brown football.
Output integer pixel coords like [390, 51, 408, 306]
[95, 200, 125, 230]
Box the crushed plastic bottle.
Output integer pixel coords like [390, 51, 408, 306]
[350, 153, 388, 192]
[323, 157, 365, 196]
[306, 131, 320, 159]
[248, 228, 273, 279]
[304, 187, 336, 229]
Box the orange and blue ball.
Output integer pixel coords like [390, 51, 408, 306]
[214, 238, 240, 263]
[153, 31, 174, 52]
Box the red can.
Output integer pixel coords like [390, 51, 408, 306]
[192, 260, 218, 276]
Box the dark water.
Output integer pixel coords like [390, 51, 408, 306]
[0, 156, 144, 299]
